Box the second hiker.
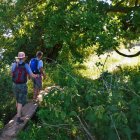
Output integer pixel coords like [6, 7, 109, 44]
[29, 51, 46, 101]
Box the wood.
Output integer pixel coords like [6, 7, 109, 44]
[0, 102, 38, 140]
[0, 86, 60, 140]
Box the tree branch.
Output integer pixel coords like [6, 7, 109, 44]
[135, 0, 139, 6]
[77, 116, 95, 140]
[114, 48, 140, 57]
[107, 5, 140, 13]
[115, 0, 125, 6]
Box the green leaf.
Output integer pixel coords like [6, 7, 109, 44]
[70, 111, 77, 117]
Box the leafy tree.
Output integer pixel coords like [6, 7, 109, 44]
[1, 0, 140, 62]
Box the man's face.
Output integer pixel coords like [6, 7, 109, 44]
[39, 55, 43, 59]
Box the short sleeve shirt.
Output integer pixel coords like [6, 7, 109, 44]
[11, 61, 32, 75]
[38, 59, 43, 70]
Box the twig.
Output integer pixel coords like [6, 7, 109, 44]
[42, 122, 71, 131]
[77, 116, 95, 140]
[119, 86, 140, 98]
[102, 54, 110, 71]
[110, 114, 121, 140]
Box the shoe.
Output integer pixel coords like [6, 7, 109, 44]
[33, 99, 38, 103]
[21, 111, 24, 117]
[17, 117, 24, 124]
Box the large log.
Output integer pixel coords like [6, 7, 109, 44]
[0, 86, 59, 140]
[0, 102, 38, 140]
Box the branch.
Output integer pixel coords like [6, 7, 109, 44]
[114, 48, 140, 57]
[135, 0, 139, 6]
[110, 115, 121, 140]
[77, 116, 95, 140]
[115, 0, 125, 6]
[107, 5, 140, 13]
[16, 0, 43, 13]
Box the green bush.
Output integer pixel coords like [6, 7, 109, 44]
[18, 64, 140, 140]
[0, 66, 16, 128]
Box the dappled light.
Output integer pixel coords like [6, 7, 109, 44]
[0, 0, 140, 140]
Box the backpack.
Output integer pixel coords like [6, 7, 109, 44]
[30, 58, 40, 74]
[12, 63, 27, 84]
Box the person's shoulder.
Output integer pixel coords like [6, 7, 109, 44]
[39, 59, 43, 62]
[11, 62, 16, 66]
[39, 59, 43, 64]
[12, 61, 16, 64]
[25, 62, 29, 65]
[24, 63, 30, 67]
[12, 60, 17, 64]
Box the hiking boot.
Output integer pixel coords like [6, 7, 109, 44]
[33, 98, 39, 103]
[17, 117, 24, 124]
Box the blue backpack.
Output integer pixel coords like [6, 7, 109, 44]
[12, 63, 27, 84]
[30, 58, 40, 74]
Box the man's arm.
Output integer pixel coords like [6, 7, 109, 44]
[38, 60, 46, 78]
[40, 67, 46, 79]
[25, 64, 37, 78]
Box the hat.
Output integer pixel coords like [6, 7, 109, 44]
[15, 52, 26, 59]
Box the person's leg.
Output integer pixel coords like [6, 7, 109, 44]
[16, 103, 24, 123]
[33, 88, 39, 102]
[33, 88, 37, 100]
[13, 83, 24, 123]
[16, 84, 27, 123]
[35, 75, 42, 100]
[17, 103, 22, 117]
[36, 89, 40, 99]
[33, 78, 38, 100]
[33, 76, 40, 100]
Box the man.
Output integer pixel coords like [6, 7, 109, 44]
[11, 52, 37, 124]
[29, 51, 46, 101]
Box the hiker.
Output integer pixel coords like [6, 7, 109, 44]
[11, 52, 37, 124]
[29, 51, 46, 101]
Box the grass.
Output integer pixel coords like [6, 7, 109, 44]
[76, 47, 140, 79]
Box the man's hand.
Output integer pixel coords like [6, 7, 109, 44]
[31, 73, 38, 78]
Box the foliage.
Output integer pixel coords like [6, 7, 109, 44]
[0, 63, 16, 129]
[0, 0, 140, 139]
[0, 0, 140, 62]
[18, 63, 140, 140]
